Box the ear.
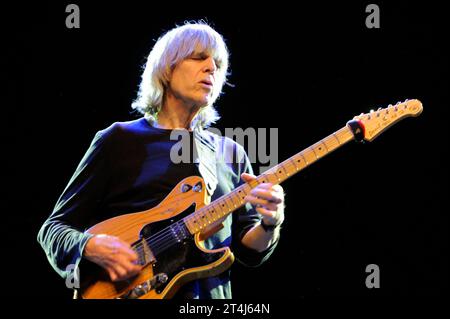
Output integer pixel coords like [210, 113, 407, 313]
[162, 69, 172, 87]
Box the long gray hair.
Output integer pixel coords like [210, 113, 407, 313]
[131, 22, 229, 128]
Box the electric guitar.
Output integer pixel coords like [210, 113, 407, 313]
[79, 99, 423, 299]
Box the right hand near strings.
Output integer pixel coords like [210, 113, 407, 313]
[84, 234, 142, 282]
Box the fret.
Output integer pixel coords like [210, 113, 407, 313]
[191, 215, 201, 232]
[269, 168, 280, 183]
[206, 207, 216, 222]
[255, 173, 270, 184]
[323, 135, 337, 151]
[319, 140, 329, 152]
[257, 175, 270, 184]
[195, 212, 207, 231]
[310, 146, 318, 160]
[302, 149, 317, 165]
[212, 202, 225, 217]
[299, 152, 309, 165]
[311, 141, 328, 159]
[194, 212, 205, 229]
[223, 196, 233, 209]
[209, 206, 219, 221]
[204, 207, 215, 222]
[236, 185, 248, 202]
[220, 200, 230, 216]
[277, 164, 290, 179]
[222, 196, 234, 211]
[198, 211, 211, 227]
[230, 193, 242, 208]
[185, 124, 356, 236]
[287, 159, 297, 174]
[332, 132, 342, 145]
[281, 161, 292, 177]
[293, 154, 307, 170]
[289, 157, 299, 171]
[267, 171, 280, 184]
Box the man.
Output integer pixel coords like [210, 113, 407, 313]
[38, 21, 285, 299]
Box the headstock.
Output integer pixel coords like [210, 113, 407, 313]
[350, 99, 423, 142]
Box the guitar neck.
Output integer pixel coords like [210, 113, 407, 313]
[183, 125, 356, 235]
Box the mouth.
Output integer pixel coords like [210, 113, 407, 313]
[199, 80, 213, 87]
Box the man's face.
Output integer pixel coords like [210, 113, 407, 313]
[167, 51, 218, 108]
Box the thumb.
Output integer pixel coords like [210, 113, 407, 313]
[241, 172, 257, 183]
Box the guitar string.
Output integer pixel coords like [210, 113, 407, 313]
[128, 179, 255, 255]
[89, 131, 353, 296]
[129, 190, 244, 259]
[128, 134, 350, 258]
[130, 176, 266, 258]
[130, 131, 349, 255]
[129, 182, 252, 260]
[129, 135, 349, 260]
[140, 189, 248, 255]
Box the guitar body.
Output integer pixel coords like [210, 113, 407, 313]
[79, 176, 235, 299]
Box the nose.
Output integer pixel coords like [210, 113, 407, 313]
[203, 57, 217, 74]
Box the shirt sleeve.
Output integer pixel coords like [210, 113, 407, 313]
[230, 144, 279, 267]
[37, 128, 113, 280]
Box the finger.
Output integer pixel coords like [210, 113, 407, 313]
[251, 189, 283, 204]
[116, 242, 139, 261]
[241, 173, 256, 182]
[112, 264, 129, 281]
[256, 184, 283, 194]
[117, 262, 141, 280]
[244, 195, 278, 211]
[107, 268, 118, 282]
[115, 251, 142, 270]
[255, 206, 277, 219]
[120, 254, 142, 271]
[260, 203, 278, 211]
[272, 184, 284, 193]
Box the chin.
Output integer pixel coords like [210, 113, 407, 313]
[197, 99, 210, 107]
[192, 95, 211, 108]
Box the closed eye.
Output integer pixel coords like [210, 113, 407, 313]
[189, 53, 208, 60]
[189, 54, 222, 69]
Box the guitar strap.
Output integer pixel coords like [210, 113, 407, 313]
[193, 127, 218, 198]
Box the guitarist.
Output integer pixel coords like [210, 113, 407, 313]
[37, 21, 285, 299]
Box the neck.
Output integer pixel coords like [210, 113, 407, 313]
[155, 107, 199, 131]
[154, 94, 202, 131]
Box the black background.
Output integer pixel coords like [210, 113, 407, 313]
[3, 0, 448, 301]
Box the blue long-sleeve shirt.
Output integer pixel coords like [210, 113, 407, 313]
[37, 117, 278, 299]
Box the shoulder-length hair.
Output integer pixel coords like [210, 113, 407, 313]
[131, 22, 229, 128]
